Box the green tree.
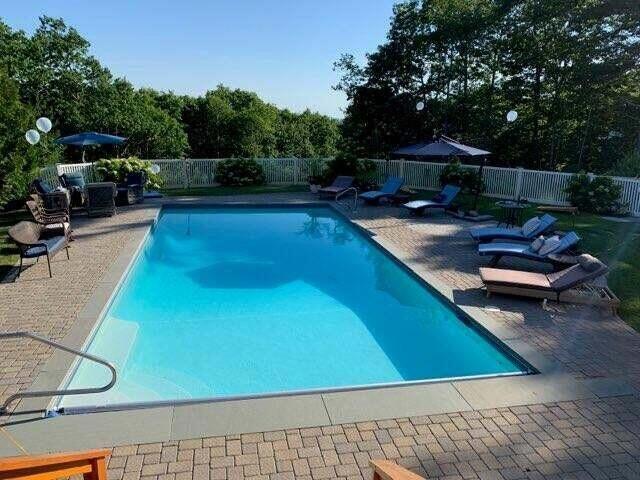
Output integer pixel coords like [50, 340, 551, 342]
[335, 0, 640, 172]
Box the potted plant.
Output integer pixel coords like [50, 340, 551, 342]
[308, 175, 322, 193]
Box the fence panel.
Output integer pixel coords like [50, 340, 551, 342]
[187, 159, 218, 187]
[154, 159, 187, 188]
[480, 166, 519, 199]
[518, 169, 572, 206]
[612, 176, 640, 214]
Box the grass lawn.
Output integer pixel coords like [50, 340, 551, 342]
[0, 210, 29, 280]
[2, 185, 640, 331]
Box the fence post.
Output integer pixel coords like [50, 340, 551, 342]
[294, 158, 300, 185]
[182, 159, 189, 189]
[515, 167, 524, 199]
[399, 159, 405, 181]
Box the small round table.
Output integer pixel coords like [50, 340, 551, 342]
[495, 200, 528, 228]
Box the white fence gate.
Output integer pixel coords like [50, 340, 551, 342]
[41, 158, 640, 216]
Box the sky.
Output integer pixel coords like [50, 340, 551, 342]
[1, 0, 398, 118]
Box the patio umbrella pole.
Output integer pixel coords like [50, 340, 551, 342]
[472, 157, 485, 212]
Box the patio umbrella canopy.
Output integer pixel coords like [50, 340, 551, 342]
[54, 132, 127, 162]
[391, 136, 490, 160]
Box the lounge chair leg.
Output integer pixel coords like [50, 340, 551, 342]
[46, 253, 52, 278]
[16, 257, 23, 280]
[66, 246, 70, 259]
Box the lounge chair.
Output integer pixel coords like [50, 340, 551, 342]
[25, 199, 71, 239]
[86, 182, 117, 217]
[360, 176, 404, 205]
[401, 184, 461, 215]
[478, 231, 581, 266]
[480, 253, 610, 304]
[8, 221, 70, 278]
[318, 176, 354, 197]
[470, 214, 557, 243]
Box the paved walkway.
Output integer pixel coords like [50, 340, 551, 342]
[1, 193, 639, 479]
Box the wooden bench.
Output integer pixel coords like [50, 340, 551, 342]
[537, 205, 579, 215]
[370, 460, 425, 480]
[0, 449, 110, 480]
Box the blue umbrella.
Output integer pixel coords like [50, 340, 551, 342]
[54, 131, 127, 162]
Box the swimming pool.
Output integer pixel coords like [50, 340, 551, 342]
[59, 205, 530, 411]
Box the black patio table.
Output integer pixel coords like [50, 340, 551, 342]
[495, 200, 528, 228]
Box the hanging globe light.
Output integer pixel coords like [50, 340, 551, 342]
[416, 101, 425, 111]
[25, 129, 41, 145]
[36, 117, 52, 133]
[150, 164, 161, 174]
[506, 110, 518, 122]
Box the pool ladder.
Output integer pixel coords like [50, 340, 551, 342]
[0, 331, 117, 416]
[335, 187, 358, 213]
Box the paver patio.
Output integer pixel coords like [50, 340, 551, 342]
[1, 193, 639, 479]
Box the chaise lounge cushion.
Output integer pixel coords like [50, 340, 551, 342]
[479, 267, 551, 289]
[538, 235, 561, 256]
[522, 216, 541, 236]
[530, 235, 545, 252]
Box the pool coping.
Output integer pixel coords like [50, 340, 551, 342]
[2, 198, 635, 454]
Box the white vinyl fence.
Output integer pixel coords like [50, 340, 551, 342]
[40, 158, 640, 216]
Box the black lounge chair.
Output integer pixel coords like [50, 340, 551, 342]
[360, 176, 405, 205]
[478, 231, 581, 267]
[470, 213, 557, 243]
[9, 221, 70, 278]
[318, 176, 354, 197]
[401, 184, 461, 215]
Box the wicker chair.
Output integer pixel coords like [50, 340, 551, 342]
[86, 182, 117, 217]
[59, 172, 88, 208]
[117, 171, 146, 205]
[25, 199, 72, 239]
[8, 221, 70, 278]
[30, 179, 71, 213]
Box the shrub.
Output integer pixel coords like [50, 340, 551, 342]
[613, 151, 640, 178]
[215, 158, 266, 186]
[565, 173, 623, 213]
[94, 157, 162, 190]
[439, 159, 483, 193]
[324, 151, 377, 189]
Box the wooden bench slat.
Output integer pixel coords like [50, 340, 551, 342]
[370, 460, 425, 480]
[0, 449, 110, 472]
[0, 449, 110, 480]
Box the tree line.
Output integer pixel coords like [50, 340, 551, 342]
[335, 0, 640, 174]
[0, 17, 340, 205]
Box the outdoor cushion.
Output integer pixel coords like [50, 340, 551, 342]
[539, 235, 561, 256]
[522, 216, 541, 237]
[577, 253, 602, 272]
[432, 193, 445, 203]
[479, 267, 551, 289]
[61, 172, 86, 189]
[530, 235, 545, 252]
[360, 191, 385, 200]
[23, 245, 47, 258]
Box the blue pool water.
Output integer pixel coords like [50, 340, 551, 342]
[60, 206, 528, 409]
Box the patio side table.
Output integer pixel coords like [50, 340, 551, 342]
[495, 200, 527, 228]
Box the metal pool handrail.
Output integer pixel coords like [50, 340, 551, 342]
[336, 187, 358, 212]
[0, 331, 117, 416]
